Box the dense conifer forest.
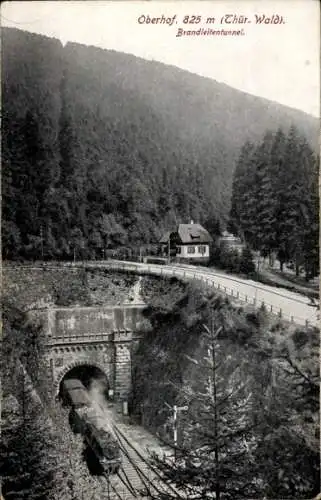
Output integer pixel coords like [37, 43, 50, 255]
[2, 27, 319, 260]
[229, 127, 319, 278]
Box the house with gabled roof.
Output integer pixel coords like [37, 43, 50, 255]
[159, 221, 212, 264]
[219, 231, 244, 254]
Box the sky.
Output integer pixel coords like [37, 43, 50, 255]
[1, 0, 320, 117]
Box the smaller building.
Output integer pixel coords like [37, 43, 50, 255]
[219, 231, 244, 253]
[160, 221, 212, 264]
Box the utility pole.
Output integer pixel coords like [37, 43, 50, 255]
[165, 401, 188, 461]
[168, 234, 171, 264]
[173, 404, 177, 460]
[40, 225, 44, 260]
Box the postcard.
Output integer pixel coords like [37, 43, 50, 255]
[1, 1, 319, 499]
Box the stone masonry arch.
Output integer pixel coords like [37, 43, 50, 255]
[54, 360, 110, 397]
[31, 305, 148, 401]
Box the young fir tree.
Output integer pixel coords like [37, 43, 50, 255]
[150, 303, 258, 499]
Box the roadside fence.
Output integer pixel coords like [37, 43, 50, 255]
[5, 260, 318, 328]
[102, 261, 318, 328]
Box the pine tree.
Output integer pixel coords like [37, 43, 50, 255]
[301, 150, 319, 279]
[230, 127, 318, 276]
[1, 372, 62, 499]
[1, 304, 74, 499]
[253, 131, 280, 259]
[276, 126, 304, 273]
[239, 246, 255, 275]
[150, 304, 258, 499]
[229, 141, 255, 239]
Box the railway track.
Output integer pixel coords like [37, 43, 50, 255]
[111, 423, 184, 499]
[92, 439, 158, 499]
[96, 425, 168, 499]
[91, 399, 184, 499]
[93, 464, 139, 500]
[112, 424, 163, 498]
[87, 403, 155, 499]
[57, 380, 176, 499]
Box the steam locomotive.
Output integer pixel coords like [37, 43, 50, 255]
[61, 378, 122, 473]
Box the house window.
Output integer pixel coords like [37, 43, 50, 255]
[198, 245, 206, 255]
[176, 246, 181, 254]
[187, 246, 195, 254]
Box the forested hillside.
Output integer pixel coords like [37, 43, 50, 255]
[2, 27, 319, 260]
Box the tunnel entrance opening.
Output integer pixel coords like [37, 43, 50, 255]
[57, 364, 121, 478]
[58, 365, 110, 406]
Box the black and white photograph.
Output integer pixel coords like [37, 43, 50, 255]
[1, 1, 320, 498]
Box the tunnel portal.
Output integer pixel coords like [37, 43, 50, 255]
[58, 363, 111, 402]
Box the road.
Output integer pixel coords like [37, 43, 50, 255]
[97, 260, 319, 327]
[5, 260, 319, 327]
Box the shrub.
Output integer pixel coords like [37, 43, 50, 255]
[292, 329, 309, 349]
[218, 246, 241, 273]
[239, 246, 256, 275]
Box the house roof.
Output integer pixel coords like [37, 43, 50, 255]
[177, 224, 212, 244]
[160, 224, 212, 244]
[159, 231, 171, 244]
[220, 231, 242, 244]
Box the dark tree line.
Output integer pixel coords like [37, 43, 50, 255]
[229, 127, 319, 279]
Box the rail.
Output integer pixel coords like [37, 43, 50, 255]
[112, 423, 184, 499]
